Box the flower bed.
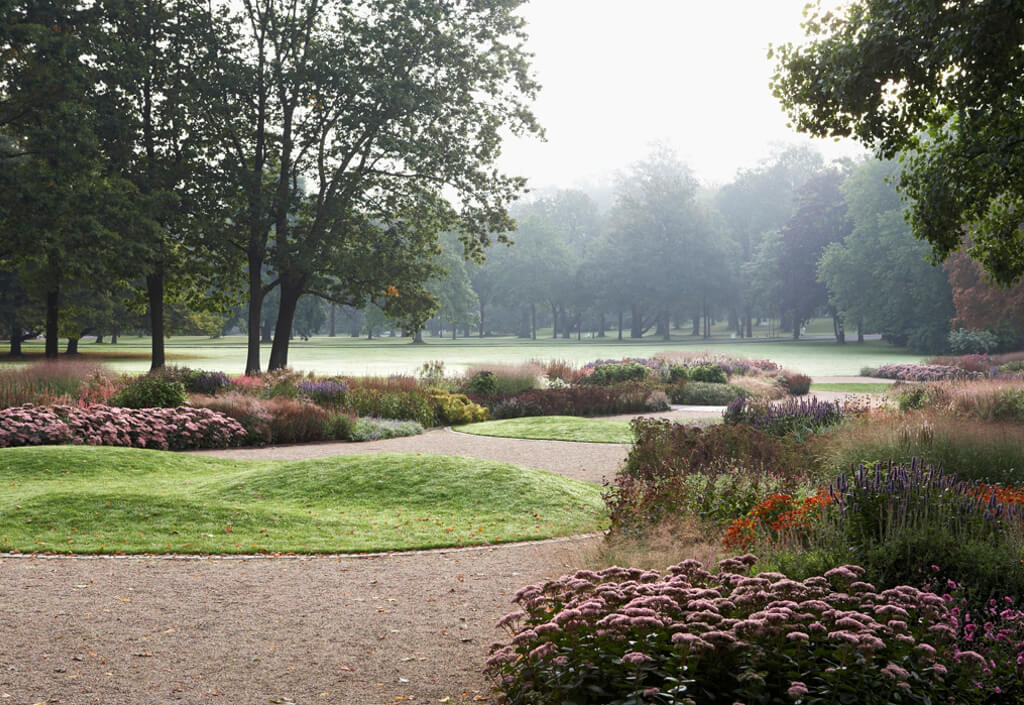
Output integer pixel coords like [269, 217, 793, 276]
[488, 557, 1002, 704]
[0, 403, 246, 450]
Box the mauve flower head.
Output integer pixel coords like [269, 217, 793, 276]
[787, 681, 808, 699]
[622, 651, 652, 665]
[786, 631, 809, 642]
[528, 642, 556, 660]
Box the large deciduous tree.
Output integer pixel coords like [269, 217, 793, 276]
[771, 0, 1024, 285]
[818, 159, 954, 352]
[94, 0, 239, 370]
[0, 0, 136, 358]
[216, 0, 540, 373]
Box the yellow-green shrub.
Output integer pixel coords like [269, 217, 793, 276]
[430, 390, 488, 425]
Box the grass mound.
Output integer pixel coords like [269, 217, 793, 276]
[0, 446, 606, 554]
[458, 416, 635, 443]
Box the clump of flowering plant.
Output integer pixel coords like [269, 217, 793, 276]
[488, 557, 1000, 704]
[724, 396, 847, 437]
[723, 490, 831, 551]
[0, 403, 245, 450]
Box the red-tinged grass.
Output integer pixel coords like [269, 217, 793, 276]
[0, 446, 606, 554]
[0, 360, 121, 409]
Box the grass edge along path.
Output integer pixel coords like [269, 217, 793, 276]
[0, 446, 606, 555]
[458, 416, 636, 444]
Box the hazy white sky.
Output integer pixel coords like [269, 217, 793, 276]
[497, 0, 865, 190]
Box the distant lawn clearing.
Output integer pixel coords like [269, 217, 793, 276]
[459, 417, 636, 444]
[2, 335, 924, 377]
[0, 447, 606, 555]
[810, 382, 893, 394]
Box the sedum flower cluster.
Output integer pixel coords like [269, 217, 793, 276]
[488, 557, 1012, 704]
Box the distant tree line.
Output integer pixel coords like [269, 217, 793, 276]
[214, 147, 1024, 355]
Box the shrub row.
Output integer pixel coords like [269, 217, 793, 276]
[864, 363, 978, 382]
[0, 403, 246, 450]
[473, 382, 654, 420]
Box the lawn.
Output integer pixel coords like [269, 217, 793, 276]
[459, 416, 637, 444]
[0, 446, 606, 554]
[809, 382, 893, 394]
[4, 334, 924, 378]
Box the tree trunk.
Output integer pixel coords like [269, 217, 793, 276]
[147, 271, 166, 371]
[45, 288, 59, 360]
[329, 305, 336, 337]
[245, 256, 264, 375]
[268, 279, 304, 370]
[530, 303, 536, 339]
[691, 315, 700, 337]
[451, 324, 456, 340]
[792, 310, 801, 340]
[9, 323, 22, 357]
[745, 309, 753, 338]
[618, 310, 623, 340]
[111, 331, 118, 344]
[94, 333, 104, 344]
[479, 302, 486, 337]
[598, 313, 606, 338]
[630, 304, 644, 338]
[412, 328, 424, 344]
[662, 310, 671, 341]
[857, 317, 864, 343]
[517, 307, 530, 338]
[65, 337, 79, 355]
[833, 314, 846, 344]
[551, 303, 558, 339]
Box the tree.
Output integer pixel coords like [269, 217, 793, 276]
[716, 146, 823, 337]
[0, 0, 137, 358]
[93, 0, 239, 370]
[605, 148, 725, 339]
[771, 0, 1024, 285]
[215, 0, 540, 373]
[945, 249, 1024, 346]
[756, 170, 851, 339]
[0, 268, 42, 356]
[818, 159, 954, 352]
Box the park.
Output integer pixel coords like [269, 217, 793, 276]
[4, 0, 1024, 703]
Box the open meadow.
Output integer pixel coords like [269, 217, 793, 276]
[3, 333, 923, 378]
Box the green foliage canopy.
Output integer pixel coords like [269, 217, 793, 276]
[771, 0, 1024, 285]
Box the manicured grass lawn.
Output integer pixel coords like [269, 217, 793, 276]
[0, 446, 606, 554]
[810, 382, 893, 394]
[4, 335, 924, 377]
[459, 416, 637, 444]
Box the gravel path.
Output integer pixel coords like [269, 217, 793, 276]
[0, 539, 596, 705]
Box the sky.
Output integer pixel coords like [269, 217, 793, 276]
[496, 0, 866, 191]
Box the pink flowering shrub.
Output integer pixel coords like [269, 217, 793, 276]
[487, 557, 1010, 704]
[0, 404, 245, 450]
